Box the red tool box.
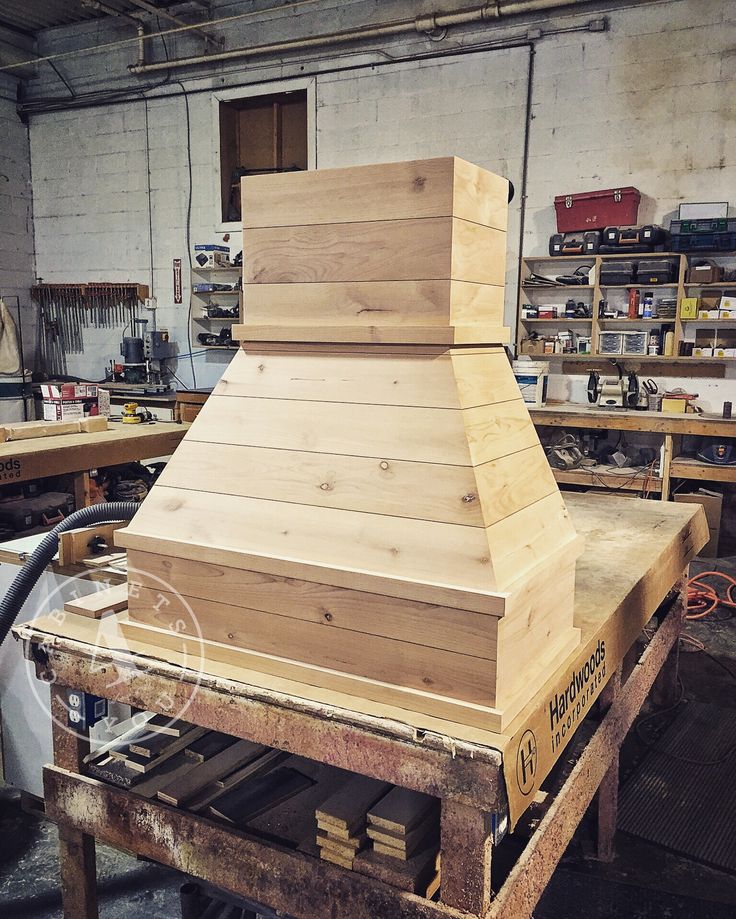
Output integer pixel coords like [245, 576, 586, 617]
[554, 187, 641, 233]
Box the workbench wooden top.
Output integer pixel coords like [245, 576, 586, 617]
[0, 420, 189, 485]
[16, 493, 705, 744]
[531, 401, 736, 436]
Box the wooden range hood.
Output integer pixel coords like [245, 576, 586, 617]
[118, 156, 582, 732]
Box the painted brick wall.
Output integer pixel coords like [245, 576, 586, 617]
[0, 74, 35, 371]
[24, 0, 736, 407]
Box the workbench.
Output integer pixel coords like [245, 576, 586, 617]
[14, 494, 707, 919]
[0, 420, 189, 508]
[531, 402, 736, 499]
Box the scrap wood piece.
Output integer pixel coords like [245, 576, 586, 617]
[189, 748, 288, 812]
[245, 757, 345, 850]
[82, 552, 126, 569]
[64, 582, 128, 619]
[368, 811, 439, 860]
[317, 832, 366, 857]
[0, 415, 107, 444]
[112, 726, 207, 774]
[367, 786, 437, 835]
[426, 871, 441, 899]
[147, 714, 190, 737]
[317, 821, 365, 845]
[353, 844, 438, 894]
[185, 731, 237, 763]
[315, 775, 391, 836]
[86, 754, 143, 790]
[129, 751, 200, 799]
[157, 739, 266, 807]
[209, 767, 314, 826]
[320, 848, 354, 870]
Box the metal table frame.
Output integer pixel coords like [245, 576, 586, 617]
[22, 581, 685, 919]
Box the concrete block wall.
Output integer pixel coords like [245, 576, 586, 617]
[0, 73, 35, 372]
[21, 0, 736, 407]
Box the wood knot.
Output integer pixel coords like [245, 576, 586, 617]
[480, 556, 490, 565]
[324, 611, 333, 622]
[227, 632, 234, 640]
[257, 363, 265, 372]
[413, 176, 427, 191]
[462, 493, 477, 504]
[379, 461, 390, 471]
[319, 482, 333, 491]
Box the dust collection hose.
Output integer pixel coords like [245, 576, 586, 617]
[0, 502, 140, 648]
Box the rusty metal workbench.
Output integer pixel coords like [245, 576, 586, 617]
[14, 494, 707, 919]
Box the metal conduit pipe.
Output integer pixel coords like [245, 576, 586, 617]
[81, 0, 147, 68]
[128, 0, 594, 74]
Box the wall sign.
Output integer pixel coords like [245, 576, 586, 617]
[173, 258, 183, 304]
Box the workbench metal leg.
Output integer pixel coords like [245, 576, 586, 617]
[596, 668, 622, 862]
[50, 686, 99, 919]
[440, 799, 493, 915]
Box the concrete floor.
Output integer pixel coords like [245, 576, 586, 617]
[2, 576, 736, 918]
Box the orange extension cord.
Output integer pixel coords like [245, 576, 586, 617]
[686, 571, 736, 620]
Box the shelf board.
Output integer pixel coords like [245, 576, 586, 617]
[191, 266, 241, 273]
[527, 353, 727, 364]
[553, 464, 662, 493]
[522, 282, 593, 290]
[599, 283, 678, 289]
[193, 290, 240, 296]
[197, 316, 239, 322]
[522, 255, 596, 263]
[681, 318, 736, 323]
[196, 343, 237, 350]
[670, 457, 736, 482]
[684, 282, 736, 288]
[521, 318, 592, 323]
[598, 318, 674, 324]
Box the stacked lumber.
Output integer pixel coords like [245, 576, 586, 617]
[118, 156, 583, 733]
[366, 787, 439, 861]
[315, 775, 390, 868]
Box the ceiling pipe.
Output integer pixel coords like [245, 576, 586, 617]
[81, 0, 146, 67]
[125, 0, 224, 47]
[128, 0, 596, 74]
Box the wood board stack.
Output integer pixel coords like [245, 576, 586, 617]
[366, 787, 439, 861]
[315, 775, 390, 868]
[117, 156, 583, 732]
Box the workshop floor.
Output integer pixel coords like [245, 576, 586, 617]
[2, 567, 736, 919]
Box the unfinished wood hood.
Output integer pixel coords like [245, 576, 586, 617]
[118, 156, 582, 731]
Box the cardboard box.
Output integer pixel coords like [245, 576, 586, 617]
[675, 489, 722, 557]
[42, 400, 84, 422]
[41, 382, 104, 421]
[719, 296, 736, 313]
[680, 297, 699, 319]
[697, 309, 721, 320]
[193, 244, 230, 268]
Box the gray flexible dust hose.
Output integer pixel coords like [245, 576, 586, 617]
[0, 501, 139, 647]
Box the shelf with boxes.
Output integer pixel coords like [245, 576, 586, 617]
[189, 252, 242, 351]
[517, 251, 736, 368]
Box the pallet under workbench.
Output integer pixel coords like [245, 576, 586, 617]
[15, 493, 707, 919]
